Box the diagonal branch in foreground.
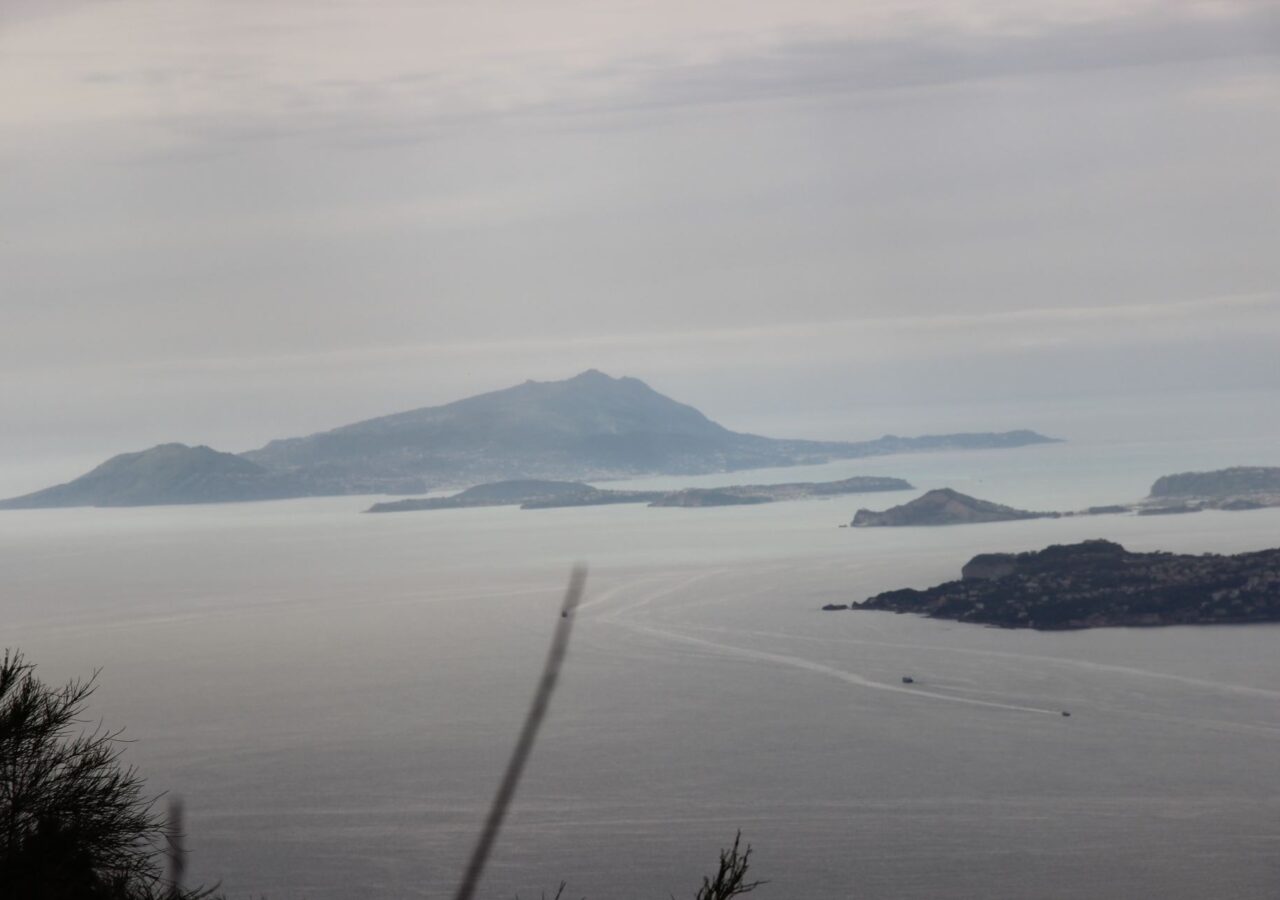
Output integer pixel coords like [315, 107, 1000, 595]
[453, 565, 587, 900]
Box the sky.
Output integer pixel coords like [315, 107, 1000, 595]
[2, 0, 1278, 492]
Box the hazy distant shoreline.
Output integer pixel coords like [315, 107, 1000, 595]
[366, 475, 913, 513]
[0, 371, 1058, 510]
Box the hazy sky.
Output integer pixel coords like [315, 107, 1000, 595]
[2, 0, 1278, 490]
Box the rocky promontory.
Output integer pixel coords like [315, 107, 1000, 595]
[851, 488, 1057, 527]
[854, 540, 1280, 629]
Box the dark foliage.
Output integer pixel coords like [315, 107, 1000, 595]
[694, 832, 765, 900]
[858, 540, 1280, 629]
[0, 650, 213, 900]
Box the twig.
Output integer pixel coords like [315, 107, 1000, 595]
[166, 797, 186, 900]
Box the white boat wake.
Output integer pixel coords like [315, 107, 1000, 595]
[591, 574, 1063, 717]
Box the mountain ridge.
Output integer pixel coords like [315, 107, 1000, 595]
[1, 371, 1061, 509]
[242, 370, 1060, 491]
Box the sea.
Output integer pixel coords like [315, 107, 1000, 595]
[2, 417, 1279, 898]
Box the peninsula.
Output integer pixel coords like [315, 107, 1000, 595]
[1144, 466, 1280, 512]
[853, 539, 1280, 629]
[367, 475, 913, 512]
[2, 371, 1056, 508]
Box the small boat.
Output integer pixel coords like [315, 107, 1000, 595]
[901, 676, 914, 684]
[1061, 710, 1071, 717]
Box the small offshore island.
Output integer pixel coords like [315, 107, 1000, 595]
[848, 467, 1280, 528]
[850, 540, 1280, 630]
[851, 488, 1057, 527]
[368, 475, 913, 512]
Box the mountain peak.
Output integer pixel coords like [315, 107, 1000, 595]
[2, 374, 1063, 508]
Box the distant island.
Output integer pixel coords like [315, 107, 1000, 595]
[850, 488, 1058, 527]
[367, 475, 913, 513]
[850, 539, 1280, 629]
[651, 476, 911, 507]
[0, 370, 1058, 509]
[365, 480, 654, 512]
[846, 470, 1280, 528]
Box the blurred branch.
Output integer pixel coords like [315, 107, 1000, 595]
[166, 798, 185, 900]
[453, 565, 587, 900]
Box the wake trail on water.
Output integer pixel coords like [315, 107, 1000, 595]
[687, 624, 1280, 703]
[590, 575, 1061, 717]
[584, 571, 1280, 737]
[591, 569, 730, 620]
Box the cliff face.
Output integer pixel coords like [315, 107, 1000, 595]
[961, 554, 1018, 580]
[857, 540, 1280, 630]
[851, 488, 1056, 527]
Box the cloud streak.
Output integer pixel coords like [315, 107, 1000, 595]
[8, 290, 1274, 381]
[3, 0, 1276, 146]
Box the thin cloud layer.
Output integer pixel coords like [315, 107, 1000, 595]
[4, 0, 1274, 136]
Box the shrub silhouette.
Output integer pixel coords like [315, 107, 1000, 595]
[695, 832, 764, 900]
[0, 650, 213, 900]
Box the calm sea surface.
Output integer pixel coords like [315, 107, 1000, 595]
[2, 436, 1279, 899]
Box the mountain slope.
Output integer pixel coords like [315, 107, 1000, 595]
[0, 444, 309, 509]
[1, 372, 1061, 508]
[244, 370, 1059, 490]
[243, 370, 742, 485]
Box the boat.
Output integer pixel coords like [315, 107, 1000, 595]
[901, 676, 914, 684]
